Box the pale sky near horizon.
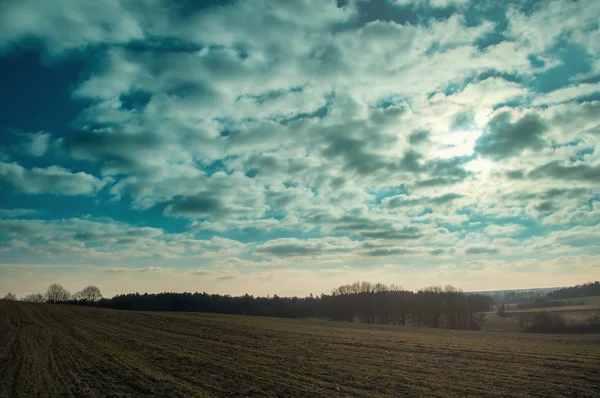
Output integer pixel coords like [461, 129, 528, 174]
[1, 0, 599, 298]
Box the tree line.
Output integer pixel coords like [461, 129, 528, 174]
[326, 282, 493, 330]
[7, 281, 494, 331]
[3, 284, 103, 303]
[545, 281, 600, 301]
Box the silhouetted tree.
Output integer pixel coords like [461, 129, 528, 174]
[2, 292, 16, 301]
[46, 283, 71, 303]
[22, 292, 46, 302]
[73, 285, 103, 302]
[60, 281, 491, 331]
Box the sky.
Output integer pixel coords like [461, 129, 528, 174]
[1, 0, 599, 298]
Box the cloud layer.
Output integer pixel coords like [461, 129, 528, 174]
[1, 0, 599, 296]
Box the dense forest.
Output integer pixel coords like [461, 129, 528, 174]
[7, 281, 494, 331]
[90, 283, 493, 330]
[9, 280, 598, 332]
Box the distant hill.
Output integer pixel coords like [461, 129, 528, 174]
[472, 287, 562, 296]
[473, 282, 600, 308]
[471, 287, 563, 306]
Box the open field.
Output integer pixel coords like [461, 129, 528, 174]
[509, 305, 600, 312]
[479, 313, 522, 332]
[502, 296, 600, 312]
[500, 300, 600, 327]
[565, 295, 600, 306]
[2, 301, 600, 397]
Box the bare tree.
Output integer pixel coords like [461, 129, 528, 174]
[2, 292, 16, 301]
[74, 285, 103, 302]
[497, 303, 506, 317]
[46, 283, 71, 303]
[22, 292, 46, 303]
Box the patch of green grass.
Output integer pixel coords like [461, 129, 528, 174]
[2, 301, 600, 397]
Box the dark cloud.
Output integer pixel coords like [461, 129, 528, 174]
[68, 129, 164, 164]
[255, 237, 355, 257]
[361, 247, 411, 257]
[408, 129, 430, 145]
[465, 247, 499, 255]
[327, 214, 395, 234]
[256, 243, 318, 256]
[506, 170, 524, 179]
[398, 150, 424, 173]
[322, 136, 391, 175]
[165, 196, 225, 217]
[527, 161, 600, 182]
[430, 193, 464, 204]
[534, 201, 555, 212]
[384, 192, 463, 208]
[502, 187, 590, 201]
[417, 155, 474, 187]
[119, 90, 153, 111]
[474, 112, 548, 160]
[73, 227, 162, 242]
[450, 110, 477, 131]
[552, 102, 600, 133]
[369, 105, 407, 125]
[0, 220, 38, 237]
[359, 225, 422, 240]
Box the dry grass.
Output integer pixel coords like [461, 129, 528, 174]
[2, 301, 600, 397]
[509, 306, 600, 313]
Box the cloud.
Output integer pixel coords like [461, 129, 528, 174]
[255, 237, 359, 257]
[0, 0, 599, 294]
[382, 193, 463, 209]
[359, 226, 423, 240]
[360, 247, 414, 257]
[166, 196, 225, 218]
[484, 224, 525, 237]
[0, 216, 248, 264]
[0, 0, 145, 54]
[408, 130, 430, 145]
[14, 131, 63, 157]
[102, 266, 173, 274]
[533, 83, 600, 106]
[0, 209, 38, 218]
[162, 171, 267, 220]
[431, 77, 526, 110]
[393, 0, 470, 7]
[465, 247, 500, 255]
[0, 162, 109, 195]
[527, 161, 600, 183]
[474, 112, 548, 160]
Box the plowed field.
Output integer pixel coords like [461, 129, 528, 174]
[1, 301, 599, 397]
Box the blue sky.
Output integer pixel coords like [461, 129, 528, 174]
[1, 0, 599, 297]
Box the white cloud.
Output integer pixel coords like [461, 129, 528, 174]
[533, 83, 600, 106]
[0, 217, 248, 264]
[256, 237, 361, 258]
[393, 0, 470, 7]
[0, 0, 145, 54]
[0, 162, 109, 195]
[0, 0, 599, 294]
[506, 0, 600, 53]
[484, 223, 525, 237]
[0, 208, 38, 218]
